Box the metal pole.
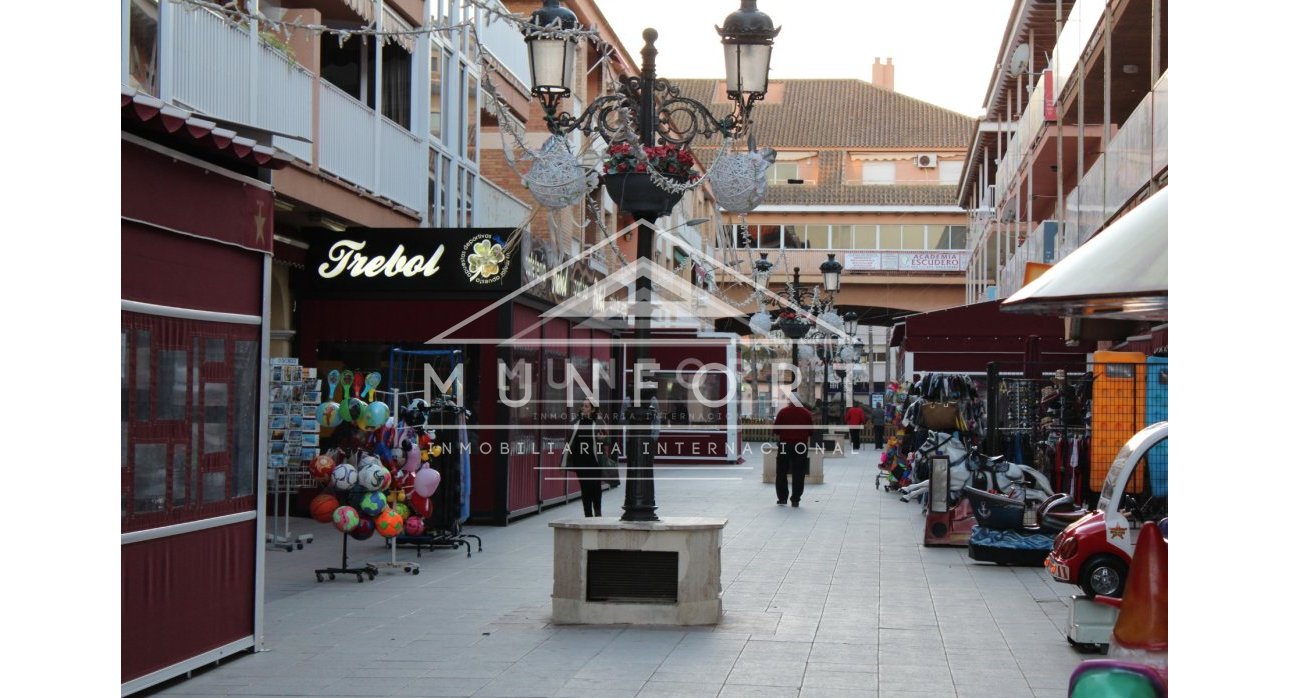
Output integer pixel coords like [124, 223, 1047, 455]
[621, 29, 662, 522]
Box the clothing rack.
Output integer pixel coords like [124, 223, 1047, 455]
[393, 399, 483, 558]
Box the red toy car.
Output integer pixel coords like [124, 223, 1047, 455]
[1046, 422, 1167, 598]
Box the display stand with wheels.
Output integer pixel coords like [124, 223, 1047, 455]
[314, 531, 379, 583]
[267, 462, 313, 552]
[394, 398, 483, 558]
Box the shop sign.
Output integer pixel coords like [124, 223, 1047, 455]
[843, 251, 966, 272]
[303, 228, 521, 295]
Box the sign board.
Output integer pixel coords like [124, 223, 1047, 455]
[843, 251, 967, 272]
[302, 228, 522, 296]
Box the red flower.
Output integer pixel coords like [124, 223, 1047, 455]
[617, 163, 629, 172]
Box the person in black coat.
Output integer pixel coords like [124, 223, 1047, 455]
[567, 399, 608, 517]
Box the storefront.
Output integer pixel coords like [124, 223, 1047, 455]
[121, 88, 290, 693]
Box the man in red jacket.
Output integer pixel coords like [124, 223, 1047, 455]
[844, 401, 867, 453]
[773, 395, 815, 507]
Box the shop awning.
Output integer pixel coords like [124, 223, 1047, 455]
[892, 299, 1090, 373]
[1003, 189, 1167, 321]
[122, 87, 296, 170]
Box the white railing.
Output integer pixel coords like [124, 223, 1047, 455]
[378, 115, 428, 211]
[478, 1, 531, 91]
[170, 5, 258, 124]
[474, 175, 532, 228]
[262, 43, 313, 163]
[319, 82, 378, 193]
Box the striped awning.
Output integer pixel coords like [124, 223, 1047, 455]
[122, 86, 295, 169]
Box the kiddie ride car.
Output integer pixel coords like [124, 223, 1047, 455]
[1045, 421, 1168, 652]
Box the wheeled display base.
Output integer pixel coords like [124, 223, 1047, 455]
[315, 532, 379, 582]
[395, 531, 483, 558]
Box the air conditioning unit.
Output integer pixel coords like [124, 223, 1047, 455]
[915, 154, 938, 168]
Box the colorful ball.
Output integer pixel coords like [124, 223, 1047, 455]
[358, 464, 391, 492]
[358, 491, 387, 517]
[403, 515, 425, 537]
[375, 508, 404, 538]
[393, 502, 411, 522]
[309, 493, 340, 523]
[344, 398, 367, 423]
[430, 444, 443, 458]
[317, 401, 343, 428]
[349, 517, 375, 540]
[331, 463, 358, 490]
[308, 454, 337, 483]
[332, 505, 360, 532]
[359, 401, 390, 431]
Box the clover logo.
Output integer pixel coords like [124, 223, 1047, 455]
[461, 234, 509, 284]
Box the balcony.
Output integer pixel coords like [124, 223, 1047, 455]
[152, 2, 427, 215]
[477, 1, 531, 92]
[994, 70, 1054, 192]
[474, 174, 532, 228]
[1063, 71, 1168, 246]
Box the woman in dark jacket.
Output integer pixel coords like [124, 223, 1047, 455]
[568, 399, 607, 517]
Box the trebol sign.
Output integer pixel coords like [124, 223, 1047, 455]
[303, 227, 522, 295]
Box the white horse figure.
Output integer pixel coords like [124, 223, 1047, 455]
[898, 431, 1054, 505]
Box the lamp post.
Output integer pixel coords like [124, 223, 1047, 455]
[843, 310, 859, 417]
[525, 0, 778, 523]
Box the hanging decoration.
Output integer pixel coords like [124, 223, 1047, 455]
[708, 146, 777, 213]
[522, 135, 597, 209]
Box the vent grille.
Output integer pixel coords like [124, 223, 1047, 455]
[586, 550, 678, 603]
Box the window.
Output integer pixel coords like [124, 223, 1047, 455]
[429, 46, 445, 141]
[128, 0, 159, 94]
[853, 225, 878, 250]
[879, 225, 901, 249]
[804, 225, 830, 249]
[464, 71, 479, 162]
[901, 225, 926, 250]
[830, 225, 855, 249]
[381, 43, 413, 129]
[939, 160, 965, 186]
[930, 225, 968, 250]
[768, 162, 800, 185]
[751, 225, 781, 249]
[121, 313, 260, 532]
[863, 162, 896, 185]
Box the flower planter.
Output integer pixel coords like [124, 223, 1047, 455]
[601, 172, 686, 221]
[775, 318, 811, 339]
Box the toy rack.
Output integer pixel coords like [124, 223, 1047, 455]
[314, 530, 379, 583]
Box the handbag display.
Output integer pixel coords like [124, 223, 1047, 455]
[919, 401, 961, 431]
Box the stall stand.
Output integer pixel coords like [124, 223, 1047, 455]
[121, 90, 292, 694]
[295, 228, 620, 525]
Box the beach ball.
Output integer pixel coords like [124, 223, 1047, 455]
[375, 508, 404, 538]
[332, 505, 360, 532]
[344, 398, 367, 423]
[308, 454, 337, 484]
[360, 401, 390, 431]
[409, 493, 434, 518]
[309, 493, 340, 523]
[317, 401, 343, 428]
[331, 463, 358, 490]
[358, 464, 391, 492]
[358, 491, 387, 517]
[404, 515, 425, 537]
[349, 517, 375, 540]
[393, 502, 411, 522]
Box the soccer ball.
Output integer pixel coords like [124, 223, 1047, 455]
[309, 454, 337, 483]
[317, 401, 343, 428]
[349, 517, 376, 541]
[358, 491, 387, 517]
[359, 464, 391, 492]
[393, 502, 411, 522]
[375, 508, 404, 538]
[331, 463, 358, 491]
[332, 505, 360, 532]
[403, 515, 425, 537]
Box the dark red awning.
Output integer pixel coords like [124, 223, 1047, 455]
[892, 299, 1093, 373]
[122, 86, 295, 170]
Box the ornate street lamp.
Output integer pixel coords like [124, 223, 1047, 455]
[820, 253, 842, 294]
[524, 1, 779, 523]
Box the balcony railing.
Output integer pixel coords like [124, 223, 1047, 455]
[1064, 71, 1168, 246]
[158, 2, 427, 215]
[477, 0, 531, 91]
[1052, 0, 1102, 98]
[474, 174, 532, 228]
[995, 70, 1053, 192]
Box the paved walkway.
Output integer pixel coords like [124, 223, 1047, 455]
[153, 446, 1086, 697]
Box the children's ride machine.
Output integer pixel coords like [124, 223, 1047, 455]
[1046, 421, 1168, 653]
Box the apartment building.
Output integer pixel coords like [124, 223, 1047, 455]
[959, 0, 1167, 350]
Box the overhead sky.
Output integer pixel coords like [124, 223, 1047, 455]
[592, 0, 1016, 117]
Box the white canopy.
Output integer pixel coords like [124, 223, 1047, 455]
[1002, 189, 1167, 321]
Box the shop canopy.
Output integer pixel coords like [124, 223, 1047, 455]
[1002, 189, 1167, 321]
[892, 299, 1090, 373]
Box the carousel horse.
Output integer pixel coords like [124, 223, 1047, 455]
[898, 431, 1056, 506]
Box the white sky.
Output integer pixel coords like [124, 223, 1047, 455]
[593, 0, 1017, 117]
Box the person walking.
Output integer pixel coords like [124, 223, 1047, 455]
[844, 401, 867, 452]
[566, 399, 607, 517]
[870, 405, 887, 450]
[773, 395, 814, 507]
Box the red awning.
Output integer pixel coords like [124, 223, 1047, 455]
[122, 86, 295, 170]
[892, 299, 1092, 373]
